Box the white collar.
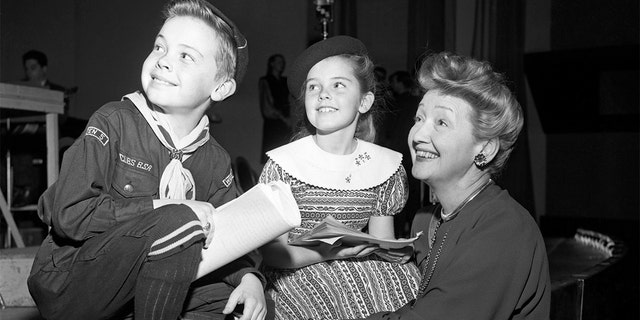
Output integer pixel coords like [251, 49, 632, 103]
[266, 136, 403, 190]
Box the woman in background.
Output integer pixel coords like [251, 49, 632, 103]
[259, 54, 292, 164]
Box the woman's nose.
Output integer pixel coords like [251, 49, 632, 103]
[410, 122, 432, 143]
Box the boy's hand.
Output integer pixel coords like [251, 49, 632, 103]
[179, 200, 216, 248]
[223, 273, 267, 320]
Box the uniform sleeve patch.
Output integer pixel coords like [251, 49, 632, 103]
[222, 169, 234, 188]
[86, 126, 109, 146]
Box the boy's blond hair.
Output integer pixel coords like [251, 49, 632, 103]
[163, 0, 242, 82]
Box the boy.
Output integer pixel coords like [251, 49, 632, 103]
[27, 1, 268, 319]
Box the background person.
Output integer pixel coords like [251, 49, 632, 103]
[21, 49, 79, 117]
[259, 54, 293, 164]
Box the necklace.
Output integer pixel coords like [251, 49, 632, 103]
[415, 219, 446, 298]
[440, 179, 493, 222]
[414, 178, 494, 299]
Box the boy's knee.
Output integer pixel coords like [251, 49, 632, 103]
[145, 204, 201, 236]
[146, 204, 205, 260]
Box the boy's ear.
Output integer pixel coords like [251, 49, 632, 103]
[358, 91, 374, 113]
[211, 79, 237, 102]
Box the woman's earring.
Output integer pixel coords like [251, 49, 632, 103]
[474, 153, 487, 169]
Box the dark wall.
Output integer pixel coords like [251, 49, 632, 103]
[0, 0, 76, 96]
[551, 0, 639, 50]
[530, 1, 640, 220]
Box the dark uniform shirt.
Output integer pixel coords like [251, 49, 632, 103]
[30, 98, 258, 296]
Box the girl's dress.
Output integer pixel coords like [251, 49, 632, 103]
[260, 136, 421, 320]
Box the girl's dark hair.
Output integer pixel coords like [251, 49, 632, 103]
[292, 53, 385, 143]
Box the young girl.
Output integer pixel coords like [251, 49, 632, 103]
[258, 36, 420, 320]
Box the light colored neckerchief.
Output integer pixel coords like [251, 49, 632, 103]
[124, 91, 210, 200]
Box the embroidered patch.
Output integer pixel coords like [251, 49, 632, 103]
[222, 169, 234, 188]
[118, 153, 153, 172]
[86, 126, 109, 146]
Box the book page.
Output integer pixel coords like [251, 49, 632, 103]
[290, 215, 422, 250]
[196, 181, 301, 278]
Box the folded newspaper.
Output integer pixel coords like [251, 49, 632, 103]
[196, 181, 301, 278]
[290, 215, 422, 250]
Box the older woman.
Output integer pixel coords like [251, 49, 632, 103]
[358, 52, 550, 319]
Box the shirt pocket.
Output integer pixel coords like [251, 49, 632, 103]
[111, 162, 157, 198]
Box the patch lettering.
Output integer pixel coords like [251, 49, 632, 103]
[222, 170, 234, 188]
[119, 153, 153, 172]
[86, 126, 109, 146]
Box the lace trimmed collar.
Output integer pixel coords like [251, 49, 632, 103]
[266, 136, 403, 190]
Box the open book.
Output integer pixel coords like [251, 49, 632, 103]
[290, 215, 422, 250]
[196, 181, 301, 278]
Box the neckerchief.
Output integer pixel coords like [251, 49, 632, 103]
[124, 91, 210, 199]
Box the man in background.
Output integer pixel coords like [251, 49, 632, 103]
[21, 49, 77, 116]
[2, 50, 85, 208]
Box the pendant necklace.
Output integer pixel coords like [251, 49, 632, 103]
[415, 179, 494, 298]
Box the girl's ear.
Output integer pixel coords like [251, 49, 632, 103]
[358, 91, 374, 113]
[211, 79, 237, 102]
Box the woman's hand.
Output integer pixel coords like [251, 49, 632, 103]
[374, 246, 414, 263]
[319, 243, 379, 260]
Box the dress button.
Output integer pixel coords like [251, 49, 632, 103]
[124, 184, 134, 192]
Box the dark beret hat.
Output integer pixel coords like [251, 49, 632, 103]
[202, 0, 248, 84]
[288, 35, 368, 98]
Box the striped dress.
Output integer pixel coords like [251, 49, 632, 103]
[260, 137, 421, 320]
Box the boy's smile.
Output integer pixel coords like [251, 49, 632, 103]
[150, 73, 177, 87]
[141, 16, 221, 114]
